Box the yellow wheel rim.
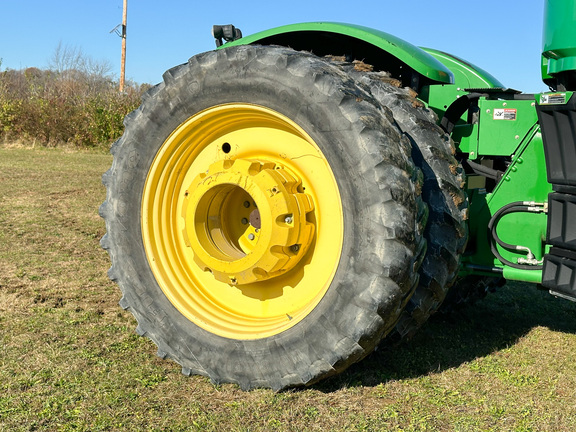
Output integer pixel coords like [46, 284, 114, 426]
[142, 104, 343, 339]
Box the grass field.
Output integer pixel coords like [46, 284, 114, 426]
[1, 145, 576, 431]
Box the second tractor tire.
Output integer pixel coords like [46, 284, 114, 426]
[345, 68, 468, 338]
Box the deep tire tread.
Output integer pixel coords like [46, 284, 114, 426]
[102, 46, 425, 390]
[339, 65, 468, 339]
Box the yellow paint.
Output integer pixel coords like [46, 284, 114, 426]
[141, 104, 343, 339]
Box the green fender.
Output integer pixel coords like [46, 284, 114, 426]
[421, 48, 504, 89]
[418, 47, 506, 123]
[221, 22, 453, 86]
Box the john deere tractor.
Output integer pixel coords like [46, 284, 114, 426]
[100, 0, 576, 389]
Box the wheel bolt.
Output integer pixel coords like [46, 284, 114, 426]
[243, 201, 251, 208]
[248, 233, 255, 240]
[291, 244, 300, 252]
[284, 215, 293, 224]
[241, 218, 248, 225]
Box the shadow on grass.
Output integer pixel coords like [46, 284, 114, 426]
[315, 281, 576, 392]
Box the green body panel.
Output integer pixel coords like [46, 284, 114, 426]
[419, 48, 505, 125]
[419, 50, 551, 284]
[502, 267, 544, 284]
[422, 48, 504, 89]
[542, 0, 576, 76]
[222, 22, 453, 84]
[463, 128, 551, 282]
[459, 99, 539, 159]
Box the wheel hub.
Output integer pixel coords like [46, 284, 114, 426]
[141, 103, 343, 339]
[182, 158, 315, 285]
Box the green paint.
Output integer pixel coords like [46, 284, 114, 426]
[221, 22, 453, 84]
[502, 266, 544, 284]
[460, 99, 539, 158]
[463, 128, 552, 282]
[419, 48, 505, 125]
[542, 0, 576, 77]
[422, 48, 504, 89]
[537, 91, 574, 105]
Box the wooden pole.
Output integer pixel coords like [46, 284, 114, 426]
[119, 0, 127, 92]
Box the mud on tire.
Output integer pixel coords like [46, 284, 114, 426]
[345, 68, 468, 339]
[100, 45, 426, 390]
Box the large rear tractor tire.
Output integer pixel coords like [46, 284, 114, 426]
[100, 46, 425, 390]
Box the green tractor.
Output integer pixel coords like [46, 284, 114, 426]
[100, 0, 576, 390]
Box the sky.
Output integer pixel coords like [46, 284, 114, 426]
[1, 0, 549, 93]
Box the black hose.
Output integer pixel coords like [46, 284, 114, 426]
[465, 159, 504, 181]
[487, 201, 544, 270]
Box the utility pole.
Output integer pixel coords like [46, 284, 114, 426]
[119, 0, 127, 92]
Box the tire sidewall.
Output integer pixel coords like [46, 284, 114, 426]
[109, 45, 416, 388]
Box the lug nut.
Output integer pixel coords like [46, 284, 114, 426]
[243, 201, 251, 208]
[248, 233, 255, 240]
[291, 244, 300, 252]
[241, 218, 248, 225]
[284, 215, 293, 224]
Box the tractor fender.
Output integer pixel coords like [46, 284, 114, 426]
[220, 22, 453, 89]
[421, 47, 504, 90]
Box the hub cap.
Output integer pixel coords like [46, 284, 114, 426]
[183, 158, 314, 285]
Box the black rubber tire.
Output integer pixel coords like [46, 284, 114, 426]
[343, 68, 468, 339]
[100, 45, 424, 390]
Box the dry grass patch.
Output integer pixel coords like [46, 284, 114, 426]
[1, 146, 576, 431]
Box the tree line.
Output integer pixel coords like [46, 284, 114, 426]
[0, 45, 148, 149]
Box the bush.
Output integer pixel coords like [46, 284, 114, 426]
[0, 64, 146, 149]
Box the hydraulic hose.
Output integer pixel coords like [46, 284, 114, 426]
[487, 201, 546, 270]
[464, 159, 504, 181]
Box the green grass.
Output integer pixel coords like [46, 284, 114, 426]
[1, 145, 576, 431]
